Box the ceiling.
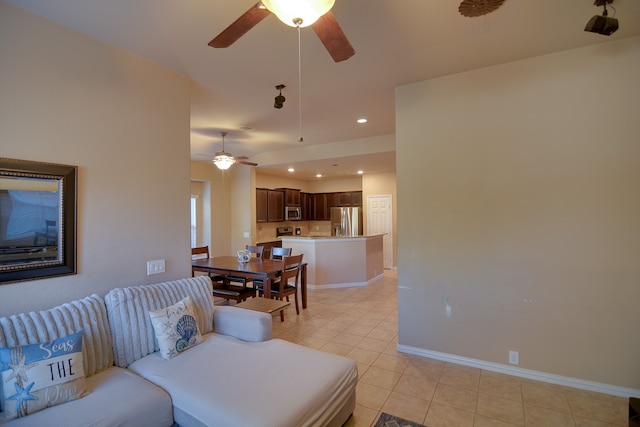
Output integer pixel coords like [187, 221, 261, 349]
[7, 0, 640, 180]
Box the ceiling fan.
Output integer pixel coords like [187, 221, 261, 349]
[208, 1, 355, 63]
[197, 132, 258, 170]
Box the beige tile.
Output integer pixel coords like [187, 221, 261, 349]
[307, 327, 340, 341]
[479, 374, 522, 402]
[356, 336, 391, 352]
[474, 415, 520, 427]
[476, 392, 524, 426]
[521, 383, 570, 413]
[360, 366, 402, 390]
[319, 341, 353, 356]
[332, 332, 364, 346]
[346, 347, 381, 365]
[342, 404, 379, 427]
[403, 359, 444, 382]
[432, 383, 478, 411]
[439, 365, 481, 391]
[394, 373, 437, 401]
[366, 327, 397, 342]
[296, 336, 328, 349]
[381, 391, 431, 425]
[371, 353, 410, 373]
[573, 417, 627, 427]
[566, 394, 627, 426]
[425, 402, 475, 427]
[345, 323, 376, 337]
[356, 382, 392, 411]
[523, 403, 574, 427]
[322, 320, 351, 332]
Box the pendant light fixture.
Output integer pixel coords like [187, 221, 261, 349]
[261, 0, 335, 27]
[212, 132, 236, 170]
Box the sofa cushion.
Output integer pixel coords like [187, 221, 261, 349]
[149, 296, 203, 360]
[127, 334, 358, 427]
[1, 367, 173, 427]
[0, 294, 113, 378]
[0, 330, 86, 422]
[105, 275, 214, 368]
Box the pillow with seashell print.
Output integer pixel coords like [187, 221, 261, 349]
[149, 296, 204, 360]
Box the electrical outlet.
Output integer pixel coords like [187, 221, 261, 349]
[146, 259, 165, 275]
[509, 350, 519, 365]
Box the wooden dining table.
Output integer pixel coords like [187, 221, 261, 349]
[192, 256, 308, 309]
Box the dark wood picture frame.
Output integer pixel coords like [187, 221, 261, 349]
[0, 158, 77, 284]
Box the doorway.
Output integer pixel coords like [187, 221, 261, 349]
[367, 194, 393, 269]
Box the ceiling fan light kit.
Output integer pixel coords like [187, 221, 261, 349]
[212, 154, 236, 170]
[261, 0, 335, 27]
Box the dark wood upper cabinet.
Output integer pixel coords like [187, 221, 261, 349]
[267, 190, 284, 222]
[257, 189, 362, 222]
[256, 188, 268, 223]
[350, 191, 362, 206]
[300, 192, 311, 220]
[336, 192, 352, 206]
[313, 193, 329, 220]
[326, 192, 338, 209]
[276, 188, 301, 206]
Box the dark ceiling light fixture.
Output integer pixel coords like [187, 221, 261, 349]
[274, 84, 286, 109]
[585, 0, 618, 36]
[458, 0, 506, 18]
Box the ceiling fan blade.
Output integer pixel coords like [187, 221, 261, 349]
[209, 3, 271, 48]
[237, 160, 258, 167]
[311, 11, 355, 63]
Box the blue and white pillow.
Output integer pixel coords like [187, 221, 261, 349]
[0, 330, 86, 422]
[149, 296, 203, 360]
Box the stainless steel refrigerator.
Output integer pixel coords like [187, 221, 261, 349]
[331, 207, 363, 237]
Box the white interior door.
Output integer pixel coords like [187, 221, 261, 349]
[367, 195, 393, 269]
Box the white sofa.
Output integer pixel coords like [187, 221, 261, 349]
[0, 276, 358, 426]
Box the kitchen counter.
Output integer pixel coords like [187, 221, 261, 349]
[280, 235, 384, 289]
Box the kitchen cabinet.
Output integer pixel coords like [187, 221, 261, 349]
[267, 190, 284, 222]
[326, 192, 338, 208]
[336, 192, 352, 206]
[256, 188, 268, 223]
[257, 189, 362, 222]
[313, 193, 329, 220]
[276, 188, 301, 206]
[301, 192, 312, 220]
[351, 191, 362, 206]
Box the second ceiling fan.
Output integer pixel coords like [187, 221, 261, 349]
[208, 1, 355, 63]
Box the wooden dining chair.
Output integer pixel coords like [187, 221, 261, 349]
[191, 246, 214, 277]
[224, 245, 265, 296]
[251, 247, 291, 292]
[257, 254, 303, 321]
[269, 246, 292, 260]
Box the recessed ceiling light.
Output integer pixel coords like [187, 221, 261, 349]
[357, 118, 368, 124]
[288, 168, 295, 172]
[316, 174, 322, 178]
[357, 170, 364, 174]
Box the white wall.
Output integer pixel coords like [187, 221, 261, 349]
[396, 36, 640, 391]
[0, 2, 191, 316]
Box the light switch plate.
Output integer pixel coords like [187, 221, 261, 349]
[146, 259, 165, 275]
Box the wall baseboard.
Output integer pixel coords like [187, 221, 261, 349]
[307, 273, 384, 290]
[397, 344, 640, 398]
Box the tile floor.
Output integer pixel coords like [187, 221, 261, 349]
[218, 270, 630, 427]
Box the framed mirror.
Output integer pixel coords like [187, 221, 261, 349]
[0, 158, 77, 284]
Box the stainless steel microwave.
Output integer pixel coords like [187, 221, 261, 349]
[285, 206, 301, 221]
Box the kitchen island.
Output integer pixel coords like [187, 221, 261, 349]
[280, 235, 384, 289]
